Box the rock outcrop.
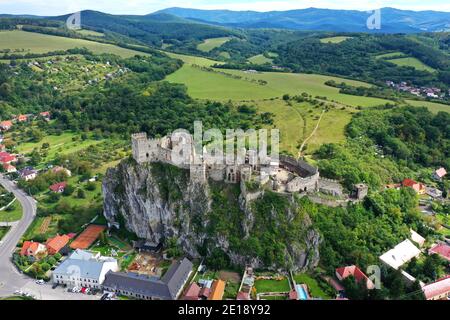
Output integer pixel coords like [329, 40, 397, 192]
[102, 158, 321, 271]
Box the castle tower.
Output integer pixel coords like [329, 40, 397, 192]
[132, 133, 150, 164]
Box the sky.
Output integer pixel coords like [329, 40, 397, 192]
[0, 0, 449, 16]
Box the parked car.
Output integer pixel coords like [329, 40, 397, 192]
[36, 279, 45, 285]
[52, 283, 59, 289]
[72, 287, 81, 293]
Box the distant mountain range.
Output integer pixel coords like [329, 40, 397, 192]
[157, 7, 450, 33]
[1, 7, 449, 34]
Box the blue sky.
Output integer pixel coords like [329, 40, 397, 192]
[0, 0, 449, 15]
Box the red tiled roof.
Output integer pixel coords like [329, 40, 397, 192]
[289, 290, 298, 300]
[183, 283, 201, 300]
[402, 179, 417, 187]
[236, 291, 250, 300]
[422, 276, 450, 300]
[18, 115, 27, 121]
[429, 244, 450, 262]
[40, 111, 50, 117]
[46, 234, 70, 254]
[49, 181, 67, 192]
[20, 241, 43, 256]
[0, 153, 16, 164]
[0, 120, 13, 128]
[435, 168, 447, 178]
[336, 265, 374, 289]
[199, 287, 210, 298]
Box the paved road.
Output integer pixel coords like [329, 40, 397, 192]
[0, 174, 37, 296]
[0, 175, 98, 300]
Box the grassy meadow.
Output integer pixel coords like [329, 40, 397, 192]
[387, 57, 436, 73]
[197, 37, 232, 52]
[248, 54, 273, 64]
[320, 36, 352, 44]
[0, 30, 149, 58]
[405, 100, 449, 114]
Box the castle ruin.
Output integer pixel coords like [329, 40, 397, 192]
[131, 132, 322, 194]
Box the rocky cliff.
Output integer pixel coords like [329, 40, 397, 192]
[102, 158, 321, 271]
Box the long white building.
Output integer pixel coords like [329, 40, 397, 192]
[52, 249, 118, 289]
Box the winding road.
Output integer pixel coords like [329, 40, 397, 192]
[0, 174, 37, 296]
[0, 174, 98, 300]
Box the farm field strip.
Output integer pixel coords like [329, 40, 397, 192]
[0, 30, 150, 58]
[197, 37, 232, 52]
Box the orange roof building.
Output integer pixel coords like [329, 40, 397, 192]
[20, 241, 47, 257]
[336, 265, 375, 290]
[402, 179, 426, 194]
[46, 234, 70, 255]
[17, 115, 28, 122]
[70, 225, 106, 249]
[0, 120, 13, 130]
[208, 279, 226, 300]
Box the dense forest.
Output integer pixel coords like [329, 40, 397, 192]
[275, 35, 450, 87]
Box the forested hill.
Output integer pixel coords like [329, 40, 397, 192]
[158, 7, 450, 33]
[51, 10, 239, 46]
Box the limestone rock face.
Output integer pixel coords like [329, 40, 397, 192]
[102, 158, 321, 271]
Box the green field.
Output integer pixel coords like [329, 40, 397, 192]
[320, 36, 352, 44]
[197, 37, 232, 52]
[76, 29, 104, 37]
[294, 274, 332, 299]
[0, 200, 23, 222]
[166, 64, 389, 107]
[254, 278, 291, 293]
[387, 57, 436, 73]
[248, 54, 273, 65]
[405, 100, 450, 114]
[255, 99, 353, 155]
[0, 30, 149, 58]
[14, 132, 101, 166]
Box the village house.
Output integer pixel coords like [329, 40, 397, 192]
[17, 114, 28, 122]
[410, 229, 426, 248]
[19, 168, 38, 181]
[51, 166, 72, 177]
[52, 249, 119, 289]
[380, 239, 421, 270]
[183, 282, 202, 300]
[2, 163, 16, 173]
[335, 265, 375, 290]
[45, 234, 71, 255]
[20, 241, 47, 258]
[422, 276, 450, 300]
[428, 243, 450, 263]
[39, 111, 51, 121]
[0, 120, 13, 131]
[102, 258, 193, 300]
[49, 181, 67, 193]
[208, 279, 226, 300]
[0, 152, 17, 165]
[402, 179, 426, 195]
[432, 167, 447, 181]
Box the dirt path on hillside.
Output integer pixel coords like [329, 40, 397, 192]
[298, 109, 326, 158]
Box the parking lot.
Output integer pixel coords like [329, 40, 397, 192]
[18, 280, 101, 300]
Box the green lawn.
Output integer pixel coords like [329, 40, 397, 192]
[294, 273, 333, 299]
[0, 226, 11, 241]
[387, 57, 436, 73]
[166, 64, 389, 107]
[0, 200, 23, 222]
[248, 54, 273, 65]
[0, 30, 150, 58]
[405, 100, 449, 114]
[76, 29, 104, 37]
[197, 37, 232, 52]
[14, 132, 102, 167]
[254, 278, 290, 293]
[260, 295, 288, 300]
[320, 36, 352, 44]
